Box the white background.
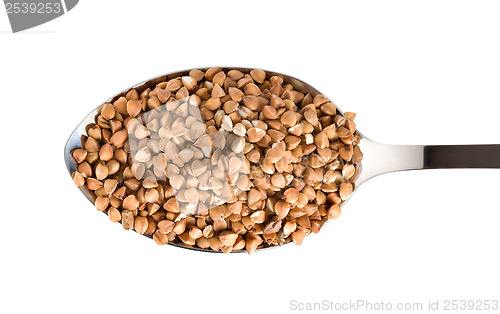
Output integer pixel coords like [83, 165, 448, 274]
[1, 1, 499, 313]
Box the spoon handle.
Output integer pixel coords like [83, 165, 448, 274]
[357, 139, 500, 184]
[424, 145, 500, 169]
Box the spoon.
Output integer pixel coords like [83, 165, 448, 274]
[64, 67, 500, 253]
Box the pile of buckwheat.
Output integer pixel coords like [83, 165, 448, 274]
[71, 67, 363, 254]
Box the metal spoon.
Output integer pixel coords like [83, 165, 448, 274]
[64, 67, 500, 253]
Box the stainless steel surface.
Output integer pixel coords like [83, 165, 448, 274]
[64, 67, 500, 253]
[64, 67, 322, 253]
[354, 138, 424, 185]
[355, 139, 500, 186]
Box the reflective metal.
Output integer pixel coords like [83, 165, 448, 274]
[64, 67, 500, 253]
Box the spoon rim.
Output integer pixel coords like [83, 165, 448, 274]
[64, 66, 360, 253]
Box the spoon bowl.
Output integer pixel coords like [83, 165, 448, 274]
[65, 67, 500, 253]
